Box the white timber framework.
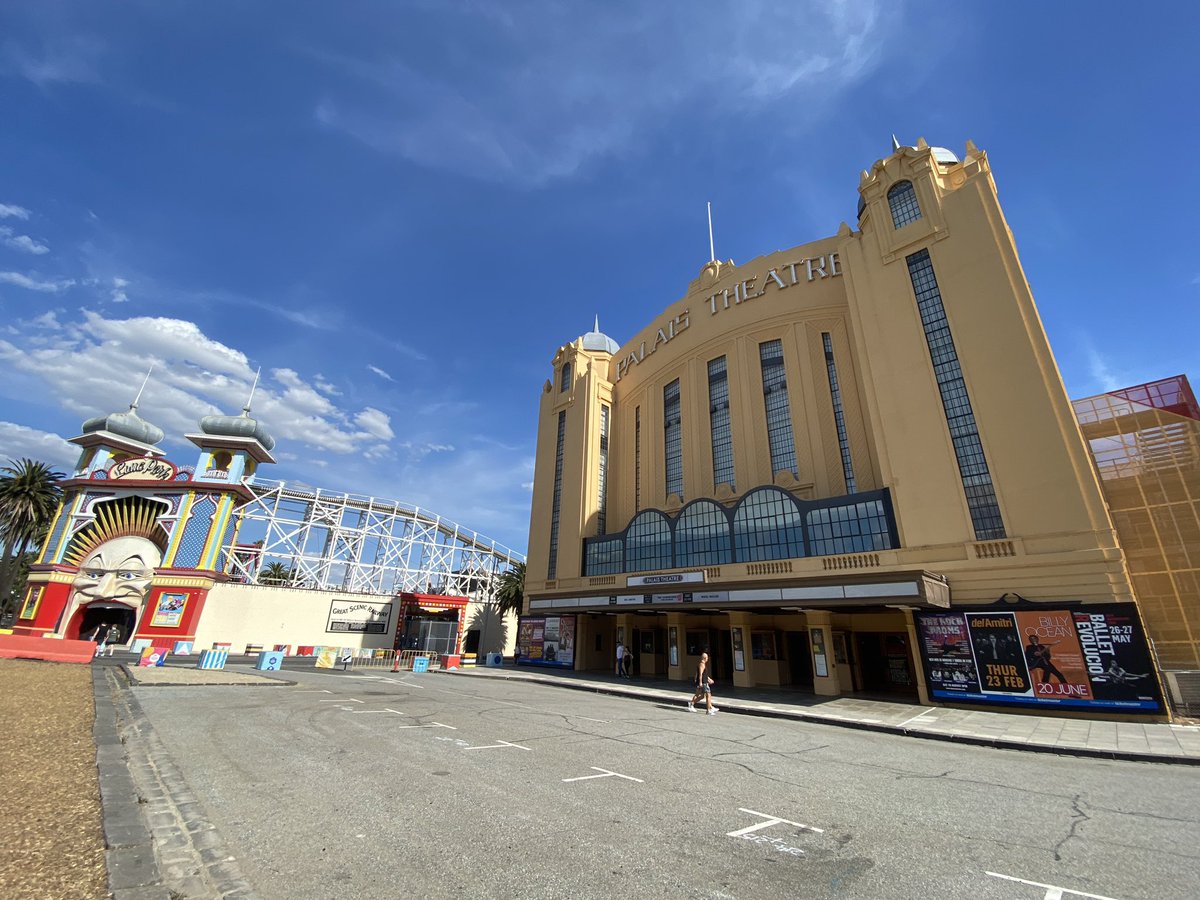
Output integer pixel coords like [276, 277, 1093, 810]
[223, 479, 525, 598]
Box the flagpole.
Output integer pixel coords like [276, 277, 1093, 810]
[707, 202, 715, 263]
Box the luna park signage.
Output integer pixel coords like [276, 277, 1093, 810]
[108, 458, 178, 481]
[614, 253, 843, 382]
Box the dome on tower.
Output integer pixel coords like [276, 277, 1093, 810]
[199, 410, 275, 451]
[579, 316, 620, 355]
[81, 407, 165, 447]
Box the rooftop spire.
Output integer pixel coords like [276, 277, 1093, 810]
[594, 314, 600, 333]
[891, 134, 901, 152]
[130, 365, 154, 412]
[242, 367, 261, 417]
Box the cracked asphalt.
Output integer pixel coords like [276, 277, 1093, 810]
[130, 667, 1200, 899]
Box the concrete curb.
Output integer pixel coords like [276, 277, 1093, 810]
[93, 665, 261, 898]
[446, 669, 1200, 767]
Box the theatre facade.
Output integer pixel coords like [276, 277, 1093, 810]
[521, 138, 1186, 718]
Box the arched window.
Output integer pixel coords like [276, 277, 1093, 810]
[888, 180, 922, 229]
[675, 500, 732, 568]
[625, 510, 672, 572]
[211, 451, 233, 472]
[559, 361, 572, 393]
[733, 488, 805, 562]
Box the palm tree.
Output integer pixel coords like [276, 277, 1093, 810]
[0, 458, 65, 615]
[258, 562, 292, 586]
[494, 562, 526, 618]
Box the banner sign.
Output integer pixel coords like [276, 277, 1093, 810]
[915, 603, 1162, 712]
[327, 600, 392, 634]
[515, 615, 576, 668]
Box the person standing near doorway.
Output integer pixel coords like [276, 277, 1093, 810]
[615, 640, 626, 677]
[687, 652, 718, 715]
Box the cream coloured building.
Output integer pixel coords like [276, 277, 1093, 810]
[522, 139, 1173, 716]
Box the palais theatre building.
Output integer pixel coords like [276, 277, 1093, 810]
[522, 139, 1188, 717]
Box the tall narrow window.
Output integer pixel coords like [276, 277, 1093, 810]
[559, 361, 572, 392]
[664, 379, 683, 500]
[634, 406, 641, 512]
[708, 356, 735, 490]
[759, 340, 798, 478]
[822, 333, 856, 493]
[547, 411, 567, 578]
[888, 181, 921, 229]
[597, 405, 610, 535]
[906, 249, 1006, 540]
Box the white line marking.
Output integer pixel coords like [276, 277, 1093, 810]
[319, 698, 363, 703]
[343, 675, 381, 679]
[351, 709, 406, 715]
[727, 808, 824, 837]
[294, 690, 333, 694]
[395, 722, 456, 730]
[571, 716, 610, 723]
[897, 710, 936, 728]
[985, 871, 1119, 900]
[562, 767, 644, 783]
[462, 739, 533, 752]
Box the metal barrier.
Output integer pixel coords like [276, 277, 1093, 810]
[347, 649, 443, 672]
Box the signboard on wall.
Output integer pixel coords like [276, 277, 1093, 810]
[327, 600, 392, 634]
[915, 604, 1162, 712]
[150, 592, 188, 627]
[516, 615, 576, 668]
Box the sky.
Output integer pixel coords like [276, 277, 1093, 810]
[1, 1, 1198, 555]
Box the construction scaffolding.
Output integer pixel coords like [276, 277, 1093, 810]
[222, 479, 525, 599]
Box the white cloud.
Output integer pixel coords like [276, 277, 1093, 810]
[0, 204, 31, 220]
[2, 36, 106, 88]
[367, 364, 395, 382]
[354, 407, 394, 441]
[0, 421, 77, 470]
[1083, 342, 1125, 393]
[314, 375, 341, 396]
[4, 233, 50, 254]
[312, 1, 889, 186]
[0, 310, 406, 459]
[0, 271, 75, 292]
[110, 276, 129, 303]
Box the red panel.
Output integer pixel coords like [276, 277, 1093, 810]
[133, 585, 209, 642]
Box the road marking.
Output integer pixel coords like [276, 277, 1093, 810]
[727, 808, 824, 837]
[319, 698, 364, 703]
[985, 872, 1120, 900]
[350, 708, 406, 715]
[343, 675, 381, 679]
[294, 690, 333, 694]
[571, 716, 610, 724]
[379, 677, 425, 688]
[562, 767, 644, 783]
[395, 722, 456, 730]
[462, 739, 533, 752]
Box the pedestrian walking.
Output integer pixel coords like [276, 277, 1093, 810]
[94, 624, 110, 658]
[687, 651, 718, 715]
[615, 640, 626, 677]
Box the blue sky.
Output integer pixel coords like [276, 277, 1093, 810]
[1, 2, 1198, 554]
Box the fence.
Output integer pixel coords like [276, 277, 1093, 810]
[347, 648, 445, 672]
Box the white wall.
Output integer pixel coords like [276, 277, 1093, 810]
[195, 583, 398, 652]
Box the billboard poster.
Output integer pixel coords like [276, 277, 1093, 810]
[1073, 610, 1159, 708]
[150, 592, 188, 628]
[916, 613, 981, 695]
[966, 613, 1031, 695]
[915, 603, 1162, 712]
[1015, 611, 1092, 702]
[516, 615, 575, 668]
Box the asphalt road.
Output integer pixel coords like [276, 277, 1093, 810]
[131, 667, 1200, 900]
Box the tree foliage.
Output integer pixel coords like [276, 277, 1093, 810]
[0, 458, 65, 614]
[258, 562, 293, 586]
[494, 561, 526, 618]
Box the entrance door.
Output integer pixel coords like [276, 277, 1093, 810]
[78, 604, 136, 646]
[785, 631, 813, 687]
[715, 629, 733, 682]
[854, 632, 916, 695]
